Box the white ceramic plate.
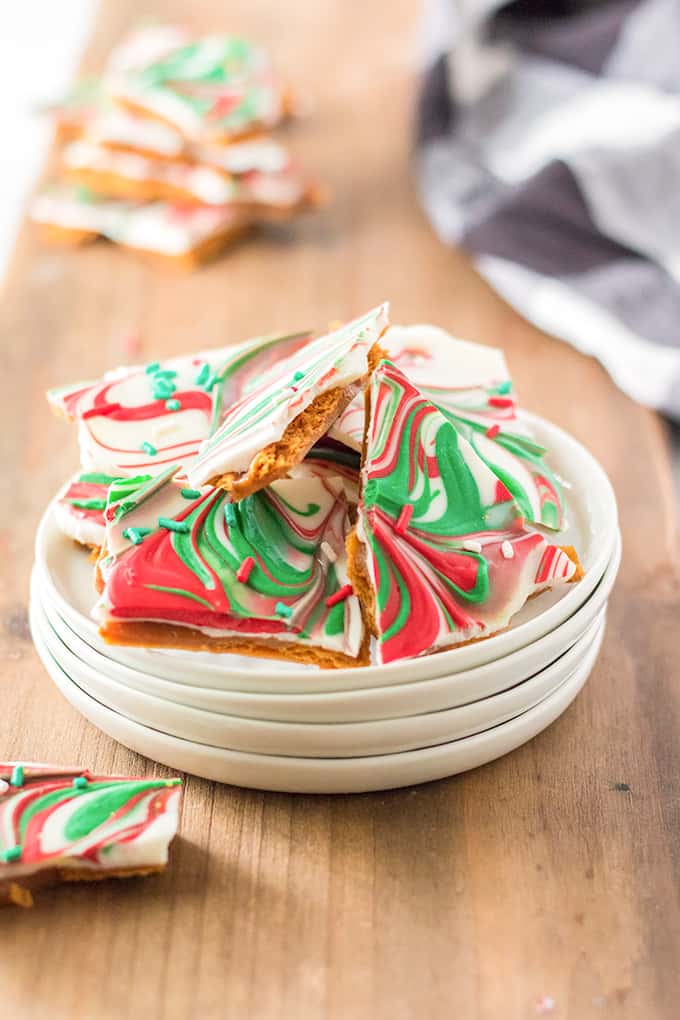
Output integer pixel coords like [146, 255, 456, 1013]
[29, 601, 598, 793]
[35, 412, 618, 692]
[34, 529, 621, 714]
[36, 548, 613, 725]
[31, 588, 605, 757]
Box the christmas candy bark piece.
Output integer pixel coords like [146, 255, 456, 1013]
[111, 33, 290, 144]
[46, 26, 290, 151]
[188, 303, 390, 499]
[0, 762, 181, 908]
[31, 185, 254, 268]
[332, 324, 566, 534]
[70, 113, 296, 173]
[61, 140, 318, 216]
[95, 466, 367, 668]
[85, 108, 296, 177]
[55, 471, 124, 548]
[347, 360, 582, 665]
[332, 325, 565, 530]
[85, 107, 188, 160]
[47, 329, 311, 477]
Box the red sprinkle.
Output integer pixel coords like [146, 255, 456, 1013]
[236, 556, 255, 584]
[325, 584, 353, 608]
[488, 396, 514, 409]
[485, 423, 501, 439]
[82, 402, 122, 419]
[395, 504, 413, 535]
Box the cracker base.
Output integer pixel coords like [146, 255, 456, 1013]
[100, 619, 370, 669]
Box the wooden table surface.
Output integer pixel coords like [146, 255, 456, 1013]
[2, 2, 680, 1017]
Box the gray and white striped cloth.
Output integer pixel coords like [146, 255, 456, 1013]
[417, 0, 680, 418]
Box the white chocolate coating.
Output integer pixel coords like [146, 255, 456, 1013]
[188, 303, 389, 486]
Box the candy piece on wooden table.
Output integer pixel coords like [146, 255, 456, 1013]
[187, 303, 390, 499]
[46, 329, 312, 477]
[346, 359, 582, 665]
[60, 140, 318, 216]
[54, 471, 124, 548]
[95, 466, 368, 668]
[0, 762, 181, 908]
[30, 185, 255, 268]
[109, 30, 291, 144]
[62, 100, 296, 177]
[331, 324, 565, 530]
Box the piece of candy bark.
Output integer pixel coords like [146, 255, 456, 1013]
[187, 303, 389, 499]
[110, 31, 291, 144]
[46, 329, 311, 477]
[95, 465, 367, 668]
[61, 140, 318, 215]
[0, 762, 181, 908]
[331, 324, 565, 529]
[347, 359, 581, 665]
[31, 184, 255, 267]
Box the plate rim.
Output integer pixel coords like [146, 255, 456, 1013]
[31, 590, 605, 756]
[29, 600, 596, 792]
[36, 569, 608, 720]
[34, 529, 621, 698]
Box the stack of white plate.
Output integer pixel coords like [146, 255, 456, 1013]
[29, 414, 620, 794]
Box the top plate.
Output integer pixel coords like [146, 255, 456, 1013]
[34, 412, 618, 693]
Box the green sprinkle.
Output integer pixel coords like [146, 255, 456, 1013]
[1, 845, 22, 863]
[123, 526, 152, 545]
[72, 776, 89, 790]
[275, 602, 293, 619]
[225, 503, 237, 527]
[165, 399, 181, 411]
[145, 362, 161, 375]
[292, 370, 305, 382]
[9, 765, 24, 788]
[153, 369, 177, 380]
[158, 516, 190, 533]
[495, 380, 512, 395]
[141, 442, 157, 456]
[195, 363, 211, 385]
[180, 488, 202, 500]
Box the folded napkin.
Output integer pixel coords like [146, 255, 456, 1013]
[417, 0, 680, 419]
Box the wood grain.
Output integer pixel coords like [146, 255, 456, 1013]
[2, 2, 680, 1018]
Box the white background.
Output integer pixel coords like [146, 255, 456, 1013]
[0, 1, 95, 274]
